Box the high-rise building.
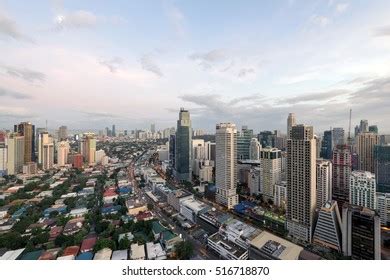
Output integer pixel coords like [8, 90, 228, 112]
[377, 193, 390, 226]
[258, 131, 275, 148]
[380, 135, 390, 145]
[0, 140, 7, 176]
[80, 133, 96, 165]
[14, 122, 35, 163]
[274, 181, 287, 210]
[260, 147, 281, 202]
[357, 132, 379, 173]
[169, 134, 176, 169]
[321, 130, 333, 160]
[151, 124, 156, 134]
[112, 124, 116, 137]
[175, 108, 192, 181]
[359, 120, 369, 134]
[313, 200, 342, 252]
[38, 131, 54, 170]
[58, 126, 68, 140]
[342, 205, 380, 260]
[215, 123, 238, 209]
[369, 125, 378, 134]
[248, 166, 261, 195]
[7, 133, 25, 175]
[314, 135, 322, 159]
[286, 124, 316, 242]
[332, 127, 345, 146]
[287, 113, 296, 138]
[316, 159, 332, 209]
[374, 144, 390, 193]
[249, 138, 261, 160]
[57, 141, 70, 167]
[349, 171, 376, 209]
[332, 145, 352, 210]
[237, 126, 253, 160]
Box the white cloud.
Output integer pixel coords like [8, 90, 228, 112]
[0, 12, 32, 41]
[310, 15, 331, 27]
[335, 3, 349, 14]
[54, 10, 98, 30]
[139, 54, 163, 77]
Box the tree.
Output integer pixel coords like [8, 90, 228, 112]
[118, 236, 130, 250]
[174, 241, 194, 260]
[54, 234, 75, 248]
[93, 238, 116, 252]
[49, 210, 59, 218]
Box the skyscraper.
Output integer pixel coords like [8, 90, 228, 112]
[81, 133, 96, 165]
[38, 132, 54, 170]
[112, 124, 116, 137]
[286, 124, 316, 242]
[174, 108, 192, 181]
[169, 134, 176, 169]
[249, 138, 261, 160]
[332, 145, 352, 211]
[369, 125, 378, 134]
[151, 123, 156, 134]
[0, 138, 7, 176]
[14, 122, 35, 163]
[321, 130, 333, 160]
[359, 120, 369, 134]
[287, 113, 296, 138]
[316, 159, 332, 209]
[357, 132, 379, 173]
[215, 123, 238, 209]
[376, 193, 390, 226]
[260, 147, 281, 202]
[7, 133, 25, 175]
[342, 205, 381, 260]
[57, 141, 70, 166]
[237, 126, 253, 160]
[374, 144, 390, 193]
[349, 171, 376, 209]
[58, 125, 68, 140]
[332, 127, 345, 146]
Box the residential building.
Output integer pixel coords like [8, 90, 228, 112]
[332, 145, 352, 211]
[332, 127, 345, 146]
[377, 193, 390, 226]
[215, 123, 238, 209]
[249, 138, 261, 160]
[7, 133, 25, 175]
[357, 132, 379, 173]
[316, 159, 332, 209]
[57, 141, 70, 167]
[287, 113, 296, 138]
[58, 125, 68, 140]
[321, 130, 332, 160]
[14, 122, 35, 162]
[260, 147, 281, 202]
[349, 171, 376, 209]
[286, 125, 316, 243]
[274, 181, 287, 210]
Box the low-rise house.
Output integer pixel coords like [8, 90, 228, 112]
[93, 248, 112, 260]
[68, 207, 88, 218]
[101, 205, 121, 215]
[111, 249, 128, 260]
[20, 249, 44, 260]
[0, 206, 10, 219]
[63, 217, 84, 236]
[146, 242, 167, 260]
[130, 243, 145, 260]
[0, 248, 25, 260]
[38, 248, 61, 260]
[75, 252, 94, 260]
[80, 237, 97, 253]
[126, 199, 147, 215]
[57, 255, 75, 260]
[43, 205, 67, 218]
[103, 188, 118, 204]
[49, 226, 63, 241]
[62, 246, 80, 257]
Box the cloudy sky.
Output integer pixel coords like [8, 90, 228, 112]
[1, 0, 390, 134]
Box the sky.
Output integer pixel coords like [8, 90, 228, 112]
[1, 0, 390, 134]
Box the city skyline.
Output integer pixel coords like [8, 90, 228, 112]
[1, 1, 390, 132]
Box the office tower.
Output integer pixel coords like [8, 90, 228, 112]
[215, 123, 238, 209]
[258, 130, 275, 148]
[14, 122, 35, 163]
[175, 108, 192, 181]
[274, 181, 287, 210]
[349, 171, 376, 209]
[314, 135, 322, 159]
[332, 145, 352, 210]
[286, 124, 316, 242]
[260, 147, 282, 202]
[0, 140, 7, 176]
[354, 125, 360, 137]
[359, 120, 369, 134]
[287, 113, 296, 138]
[58, 126, 68, 140]
[357, 132, 379, 173]
[369, 125, 378, 134]
[275, 133, 287, 151]
[316, 159, 332, 209]
[7, 133, 25, 175]
[380, 135, 390, 145]
[192, 139, 205, 160]
[112, 124, 116, 137]
[249, 138, 261, 160]
[374, 144, 390, 193]
[248, 166, 261, 195]
[237, 126, 253, 160]
[57, 141, 70, 166]
[320, 130, 333, 160]
[313, 200, 342, 252]
[342, 205, 380, 260]
[377, 193, 390, 226]
[332, 128, 345, 146]
[151, 124, 156, 134]
[169, 134, 176, 168]
[81, 133, 96, 165]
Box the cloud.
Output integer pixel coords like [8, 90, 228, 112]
[0, 86, 31, 99]
[278, 89, 350, 105]
[165, 3, 185, 37]
[373, 25, 390, 37]
[54, 10, 98, 30]
[0, 105, 34, 119]
[238, 68, 255, 78]
[335, 3, 349, 14]
[189, 49, 229, 70]
[0, 65, 45, 82]
[139, 54, 163, 77]
[99, 57, 123, 73]
[0, 12, 32, 41]
[310, 15, 331, 27]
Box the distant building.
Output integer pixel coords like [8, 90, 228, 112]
[237, 126, 253, 160]
[374, 144, 390, 193]
[260, 147, 281, 202]
[174, 108, 192, 181]
[349, 171, 376, 209]
[58, 125, 68, 140]
[57, 141, 70, 167]
[377, 193, 390, 226]
[38, 132, 54, 170]
[249, 138, 261, 160]
[342, 205, 381, 260]
[14, 122, 35, 163]
[321, 130, 332, 160]
[332, 145, 352, 211]
[180, 198, 210, 223]
[7, 133, 25, 175]
[274, 181, 287, 210]
[357, 132, 379, 173]
[287, 113, 296, 138]
[316, 159, 332, 209]
[332, 127, 345, 146]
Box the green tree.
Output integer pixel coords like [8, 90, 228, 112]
[118, 236, 130, 250]
[174, 241, 194, 260]
[93, 238, 116, 252]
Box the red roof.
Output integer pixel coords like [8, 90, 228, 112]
[62, 246, 80, 257]
[103, 189, 117, 197]
[39, 251, 56, 260]
[80, 237, 97, 253]
[49, 226, 63, 239]
[136, 211, 153, 221]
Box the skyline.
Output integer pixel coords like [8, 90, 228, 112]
[1, 1, 390, 132]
